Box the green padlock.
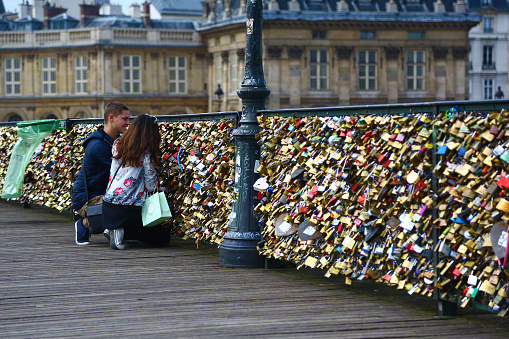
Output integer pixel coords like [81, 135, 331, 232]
[500, 150, 509, 163]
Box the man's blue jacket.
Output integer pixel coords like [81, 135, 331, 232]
[72, 126, 114, 211]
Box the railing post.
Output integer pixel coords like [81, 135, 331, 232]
[219, 0, 270, 268]
[432, 104, 458, 316]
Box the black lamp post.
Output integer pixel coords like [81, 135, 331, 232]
[214, 84, 224, 112]
[219, 0, 270, 268]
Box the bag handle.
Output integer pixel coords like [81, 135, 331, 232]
[106, 164, 121, 191]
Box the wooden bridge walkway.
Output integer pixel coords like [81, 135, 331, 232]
[1, 201, 508, 338]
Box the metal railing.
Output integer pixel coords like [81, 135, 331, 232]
[2, 100, 509, 315]
[259, 99, 509, 117]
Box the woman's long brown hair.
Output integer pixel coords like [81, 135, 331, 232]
[113, 114, 161, 168]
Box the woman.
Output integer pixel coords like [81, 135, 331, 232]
[102, 114, 170, 250]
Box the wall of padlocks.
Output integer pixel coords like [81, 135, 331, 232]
[0, 119, 236, 245]
[255, 110, 509, 311]
[1, 108, 509, 311]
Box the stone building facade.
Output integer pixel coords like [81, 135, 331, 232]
[468, 0, 509, 100]
[0, 0, 480, 121]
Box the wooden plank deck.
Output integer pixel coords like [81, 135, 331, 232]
[1, 201, 508, 338]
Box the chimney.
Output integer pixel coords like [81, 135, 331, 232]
[202, 1, 210, 20]
[44, 5, 67, 29]
[143, 1, 151, 27]
[19, 2, 32, 18]
[130, 4, 141, 18]
[100, 3, 123, 16]
[33, 0, 44, 20]
[336, 0, 349, 12]
[80, 3, 100, 26]
[386, 0, 398, 12]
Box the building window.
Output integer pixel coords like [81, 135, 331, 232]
[15, 22, 31, 31]
[74, 111, 90, 118]
[312, 30, 326, 39]
[482, 46, 494, 70]
[7, 114, 23, 122]
[51, 20, 65, 29]
[482, 0, 491, 6]
[360, 31, 375, 40]
[75, 56, 87, 94]
[230, 34, 236, 43]
[5, 58, 21, 96]
[483, 79, 493, 99]
[230, 52, 238, 94]
[42, 57, 57, 94]
[358, 50, 377, 91]
[406, 50, 425, 90]
[169, 56, 186, 94]
[309, 50, 328, 91]
[215, 54, 222, 88]
[408, 32, 424, 40]
[122, 55, 141, 93]
[483, 17, 493, 33]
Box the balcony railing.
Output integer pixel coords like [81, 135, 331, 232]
[0, 27, 199, 48]
[482, 62, 496, 70]
[0, 32, 26, 44]
[35, 32, 60, 44]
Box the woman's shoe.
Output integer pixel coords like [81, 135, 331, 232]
[103, 229, 111, 242]
[110, 227, 128, 250]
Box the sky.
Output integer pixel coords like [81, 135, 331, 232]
[3, 1, 142, 15]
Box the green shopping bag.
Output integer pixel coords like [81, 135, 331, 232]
[142, 192, 172, 227]
[1, 120, 56, 199]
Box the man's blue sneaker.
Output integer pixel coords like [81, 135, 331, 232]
[75, 219, 90, 245]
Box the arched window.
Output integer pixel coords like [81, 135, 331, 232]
[7, 114, 23, 122]
[44, 113, 58, 120]
[74, 111, 91, 119]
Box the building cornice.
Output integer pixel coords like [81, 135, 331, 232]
[197, 12, 482, 32]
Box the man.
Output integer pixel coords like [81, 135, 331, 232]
[495, 86, 505, 99]
[72, 102, 130, 245]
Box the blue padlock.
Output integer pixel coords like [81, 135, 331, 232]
[437, 145, 448, 155]
[457, 145, 467, 157]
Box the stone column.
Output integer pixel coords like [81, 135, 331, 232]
[221, 50, 229, 110]
[432, 46, 448, 101]
[385, 46, 400, 103]
[33, 55, 41, 96]
[336, 46, 352, 105]
[159, 52, 166, 95]
[147, 52, 159, 94]
[452, 46, 469, 100]
[104, 50, 114, 94]
[25, 54, 35, 96]
[206, 52, 213, 111]
[266, 45, 282, 109]
[88, 50, 97, 95]
[287, 45, 303, 108]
